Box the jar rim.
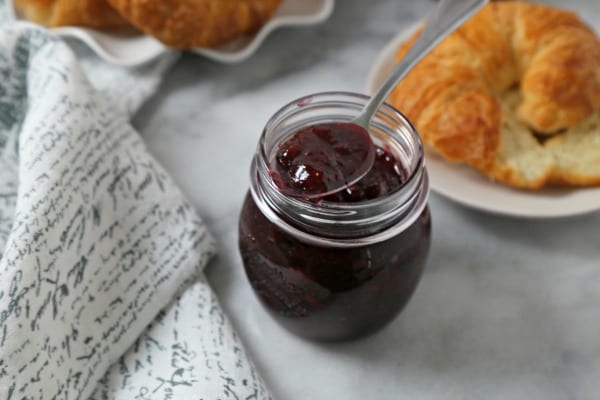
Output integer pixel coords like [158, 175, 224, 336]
[251, 91, 430, 247]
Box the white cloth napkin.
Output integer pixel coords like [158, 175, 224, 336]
[0, 14, 272, 400]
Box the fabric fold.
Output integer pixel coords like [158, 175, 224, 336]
[0, 21, 271, 400]
[91, 276, 272, 400]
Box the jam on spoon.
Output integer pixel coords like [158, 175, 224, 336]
[270, 122, 375, 199]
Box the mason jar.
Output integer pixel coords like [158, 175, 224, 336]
[239, 92, 431, 341]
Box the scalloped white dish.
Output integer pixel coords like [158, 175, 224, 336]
[366, 24, 600, 219]
[7, 0, 335, 66]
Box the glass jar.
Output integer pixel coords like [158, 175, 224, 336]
[238, 92, 431, 341]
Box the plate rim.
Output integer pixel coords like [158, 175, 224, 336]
[365, 23, 600, 219]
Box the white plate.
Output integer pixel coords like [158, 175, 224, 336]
[366, 24, 600, 219]
[7, 0, 335, 66]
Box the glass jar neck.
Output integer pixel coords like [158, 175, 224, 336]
[250, 92, 429, 248]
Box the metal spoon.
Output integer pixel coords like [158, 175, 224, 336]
[275, 0, 488, 199]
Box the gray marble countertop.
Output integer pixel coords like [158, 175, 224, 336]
[135, 1, 600, 398]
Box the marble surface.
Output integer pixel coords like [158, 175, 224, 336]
[134, 0, 600, 399]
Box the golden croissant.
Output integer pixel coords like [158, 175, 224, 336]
[14, 0, 129, 29]
[106, 0, 283, 48]
[389, 1, 600, 189]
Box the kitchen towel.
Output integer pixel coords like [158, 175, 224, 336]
[0, 11, 272, 400]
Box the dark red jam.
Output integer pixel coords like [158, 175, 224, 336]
[239, 123, 431, 341]
[323, 146, 409, 202]
[270, 122, 375, 198]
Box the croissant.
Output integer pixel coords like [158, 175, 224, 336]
[106, 0, 283, 49]
[14, 0, 129, 29]
[389, 2, 600, 189]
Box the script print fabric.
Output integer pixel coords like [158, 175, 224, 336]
[91, 277, 272, 400]
[0, 24, 272, 400]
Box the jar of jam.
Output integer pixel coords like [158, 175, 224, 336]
[239, 92, 431, 341]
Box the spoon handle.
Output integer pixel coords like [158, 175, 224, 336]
[355, 0, 488, 127]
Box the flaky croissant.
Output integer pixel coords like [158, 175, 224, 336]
[14, 0, 129, 29]
[389, 2, 600, 189]
[106, 0, 283, 49]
